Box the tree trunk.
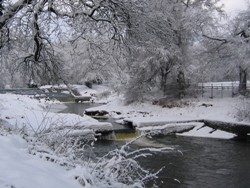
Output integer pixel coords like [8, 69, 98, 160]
[160, 68, 168, 94]
[0, 1, 3, 16]
[177, 70, 185, 98]
[239, 66, 247, 95]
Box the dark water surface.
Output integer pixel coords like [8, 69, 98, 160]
[139, 136, 250, 188]
[59, 102, 250, 188]
[59, 102, 100, 115]
[93, 136, 250, 188]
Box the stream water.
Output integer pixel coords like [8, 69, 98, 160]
[57, 102, 250, 188]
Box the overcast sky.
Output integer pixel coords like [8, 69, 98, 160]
[221, 0, 249, 15]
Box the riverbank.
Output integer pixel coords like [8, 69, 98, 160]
[0, 93, 112, 135]
[0, 92, 161, 187]
[0, 128, 84, 188]
[85, 91, 249, 139]
[0, 94, 93, 188]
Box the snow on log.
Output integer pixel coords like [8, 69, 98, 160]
[84, 110, 109, 116]
[123, 116, 201, 128]
[74, 96, 92, 103]
[203, 119, 250, 136]
[137, 122, 202, 134]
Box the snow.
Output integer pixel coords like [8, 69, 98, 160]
[72, 84, 115, 103]
[0, 133, 83, 188]
[86, 95, 245, 139]
[87, 96, 238, 121]
[138, 122, 201, 132]
[133, 118, 236, 139]
[0, 92, 115, 186]
[177, 123, 236, 139]
[124, 116, 200, 128]
[0, 94, 113, 134]
[39, 84, 69, 90]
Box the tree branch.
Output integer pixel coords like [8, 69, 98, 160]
[48, 4, 111, 23]
[202, 34, 228, 43]
[0, 0, 34, 30]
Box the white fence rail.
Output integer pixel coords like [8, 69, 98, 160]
[197, 81, 250, 98]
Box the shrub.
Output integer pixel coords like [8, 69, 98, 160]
[236, 98, 250, 122]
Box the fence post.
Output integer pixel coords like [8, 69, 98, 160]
[221, 83, 223, 98]
[232, 82, 234, 97]
[201, 83, 204, 98]
[211, 84, 213, 98]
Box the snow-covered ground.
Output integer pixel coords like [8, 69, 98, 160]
[0, 94, 112, 135]
[86, 94, 248, 139]
[72, 84, 117, 103]
[2, 85, 244, 140]
[0, 94, 101, 188]
[0, 132, 84, 188]
[87, 96, 239, 121]
[39, 84, 115, 102]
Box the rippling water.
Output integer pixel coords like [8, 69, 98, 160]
[93, 136, 250, 188]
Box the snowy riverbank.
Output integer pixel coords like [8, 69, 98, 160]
[0, 92, 162, 187]
[0, 94, 112, 136]
[0, 131, 84, 188]
[86, 94, 249, 139]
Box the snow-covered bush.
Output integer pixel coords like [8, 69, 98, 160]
[89, 136, 169, 187]
[25, 125, 169, 187]
[236, 98, 250, 122]
[23, 115, 96, 161]
[10, 110, 164, 187]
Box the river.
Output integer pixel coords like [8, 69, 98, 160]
[56, 102, 250, 188]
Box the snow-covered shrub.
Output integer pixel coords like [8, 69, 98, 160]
[17, 109, 169, 187]
[236, 98, 250, 122]
[28, 122, 95, 161]
[89, 137, 169, 187]
[98, 90, 112, 99]
[124, 74, 153, 104]
[65, 133, 171, 187]
[25, 124, 170, 187]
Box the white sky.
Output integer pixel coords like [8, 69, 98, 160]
[221, 0, 249, 15]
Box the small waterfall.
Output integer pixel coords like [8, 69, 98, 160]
[114, 131, 140, 140]
[98, 131, 140, 141]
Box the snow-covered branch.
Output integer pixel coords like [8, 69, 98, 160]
[0, 0, 33, 29]
[202, 34, 228, 44]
